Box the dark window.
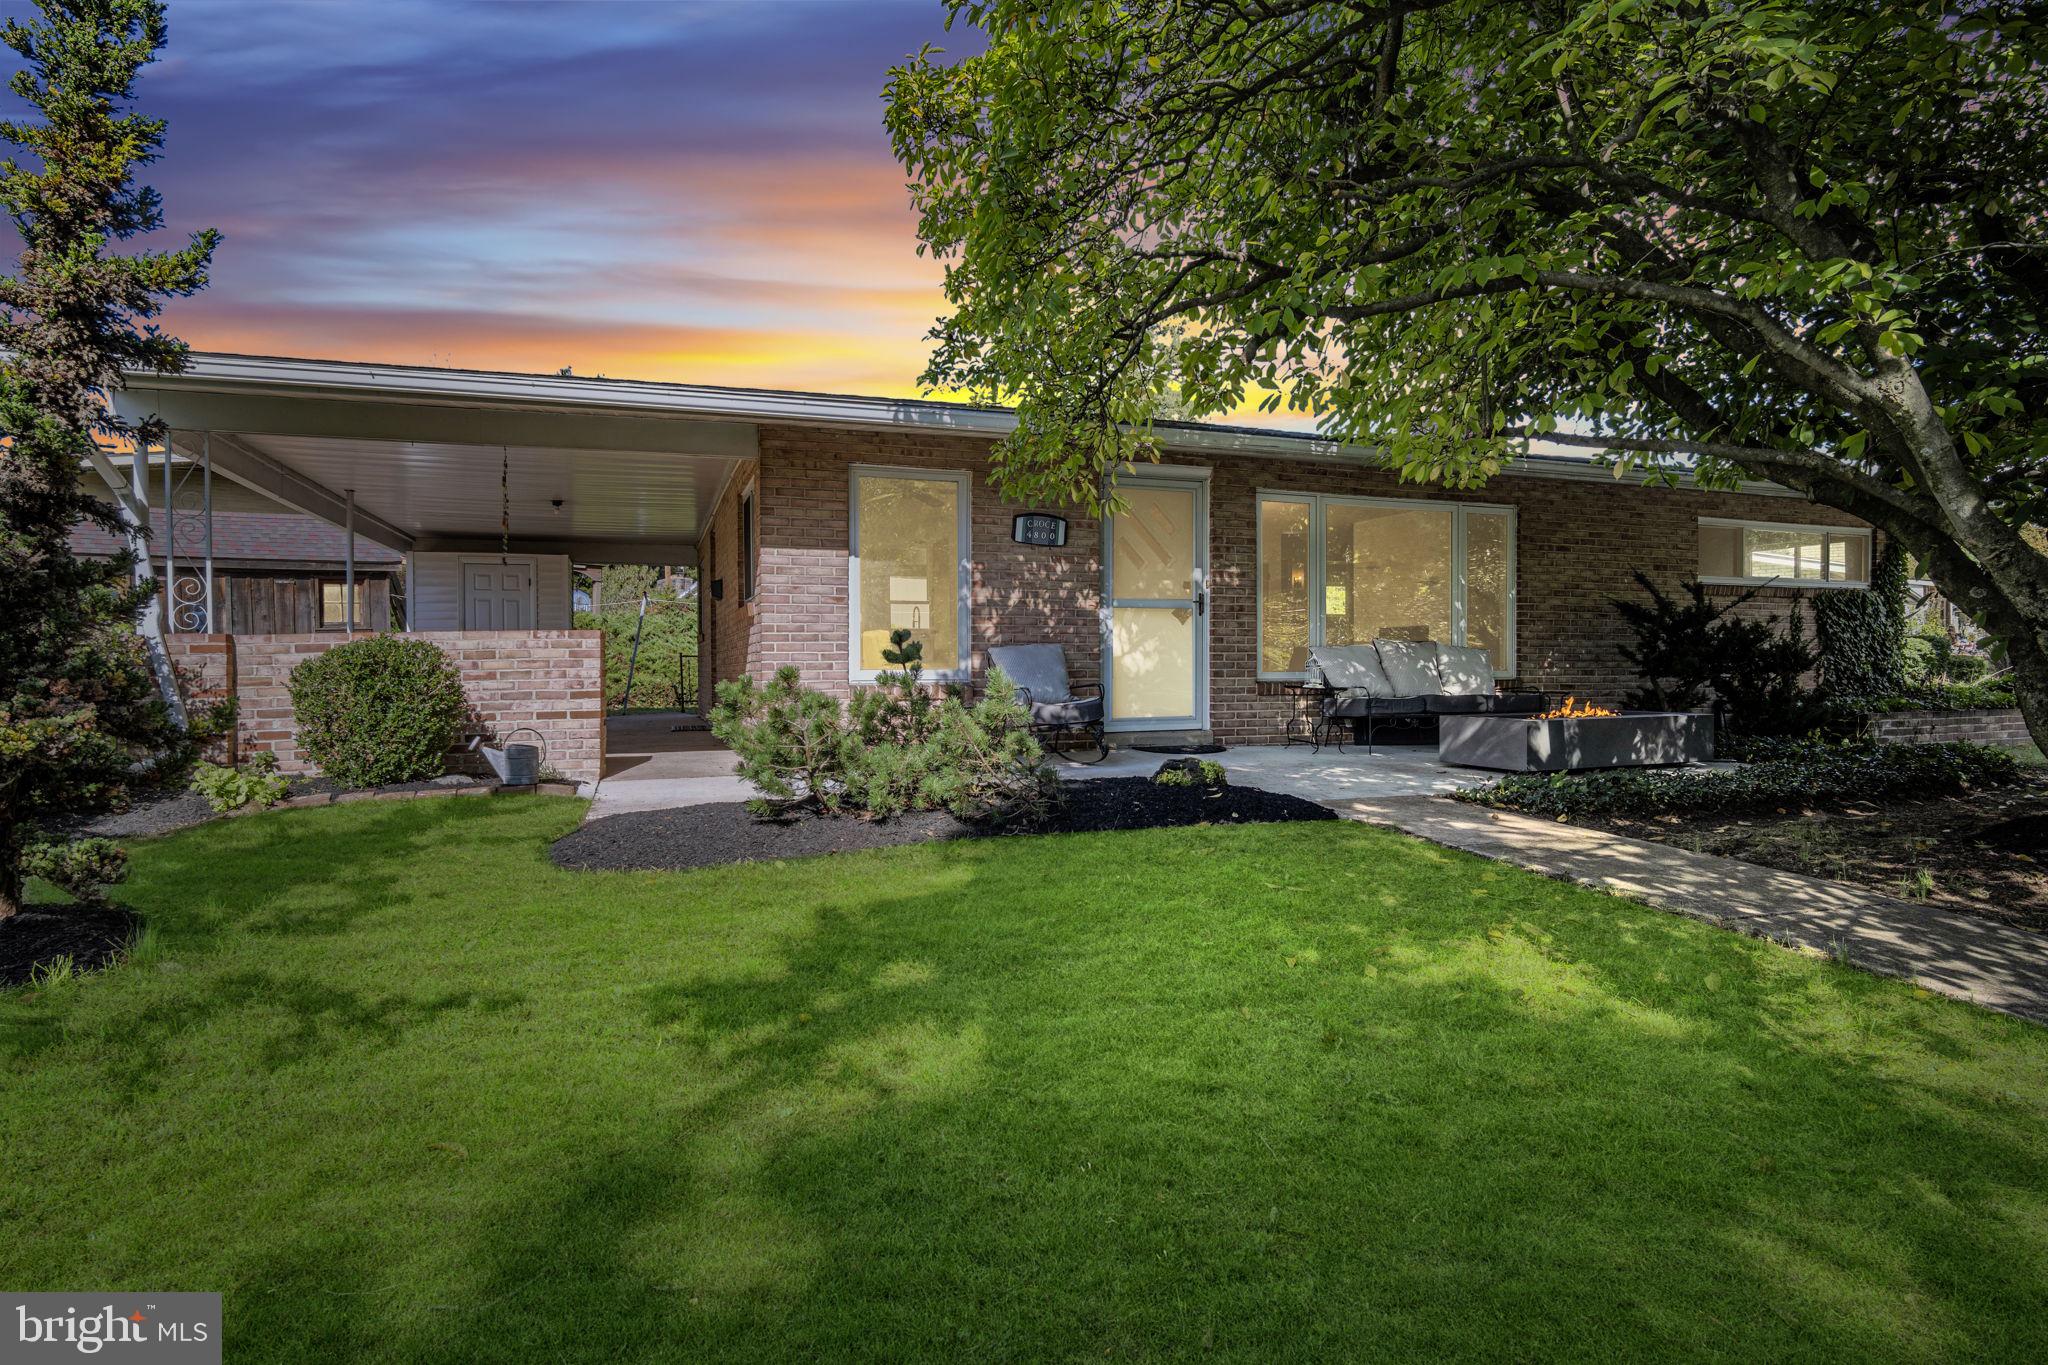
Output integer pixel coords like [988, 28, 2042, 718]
[739, 489, 756, 601]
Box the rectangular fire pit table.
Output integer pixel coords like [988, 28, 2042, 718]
[1438, 710, 1715, 773]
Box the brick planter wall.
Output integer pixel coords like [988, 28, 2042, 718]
[165, 630, 605, 784]
[706, 424, 1870, 747]
[1867, 708, 2032, 749]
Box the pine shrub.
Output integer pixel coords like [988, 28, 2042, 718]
[710, 630, 1054, 825]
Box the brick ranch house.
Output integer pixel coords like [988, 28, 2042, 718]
[115, 353, 1875, 783]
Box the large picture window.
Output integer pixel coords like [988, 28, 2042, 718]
[1256, 493, 1515, 677]
[1697, 518, 1871, 587]
[849, 466, 971, 680]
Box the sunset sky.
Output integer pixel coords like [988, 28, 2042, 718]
[6, 0, 995, 397]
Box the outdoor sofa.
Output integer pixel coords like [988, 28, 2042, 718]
[1302, 639, 1547, 753]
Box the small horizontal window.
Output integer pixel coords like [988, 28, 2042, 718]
[1697, 520, 1871, 586]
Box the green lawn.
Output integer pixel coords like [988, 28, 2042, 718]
[5, 799, 2046, 1362]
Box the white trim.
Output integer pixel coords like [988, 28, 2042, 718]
[1102, 472, 1211, 732]
[847, 464, 973, 684]
[1254, 489, 1519, 680]
[1697, 517, 1872, 587]
[457, 555, 540, 630]
[140, 351, 1803, 497]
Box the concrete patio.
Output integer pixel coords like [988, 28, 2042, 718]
[589, 725, 1495, 818]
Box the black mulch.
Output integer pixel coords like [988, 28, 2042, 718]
[0, 904, 139, 988]
[1133, 743, 1228, 755]
[59, 773, 494, 840]
[552, 776, 1337, 873]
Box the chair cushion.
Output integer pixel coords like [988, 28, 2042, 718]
[1372, 638, 1445, 697]
[1483, 692, 1546, 715]
[1306, 645, 1395, 698]
[1424, 694, 1488, 714]
[1031, 695, 1102, 726]
[1435, 643, 1496, 697]
[1329, 695, 1426, 718]
[988, 644, 1073, 703]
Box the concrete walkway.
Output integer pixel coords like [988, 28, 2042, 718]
[1334, 796, 2048, 1025]
[594, 713, 749, 815]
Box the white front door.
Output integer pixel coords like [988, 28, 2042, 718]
[464, 562, 533, 629]
[1103, 476, 1208, 730]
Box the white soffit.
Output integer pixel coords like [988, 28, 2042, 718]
[235, 436, 736, 543]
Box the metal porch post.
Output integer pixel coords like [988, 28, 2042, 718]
[201, 433, 215, 633]
[344, 487, 356, 638]
[126, 439, 186, 726]
[161, 432, 175, 633]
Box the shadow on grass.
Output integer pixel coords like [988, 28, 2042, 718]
[302, 824, 2048, 1362]
[11, 808, 2045, 1360]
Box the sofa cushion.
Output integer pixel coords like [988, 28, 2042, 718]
[1484, 692, 1547, 715]
[1424, 694, 1488, 715]
[1031, 695, 1102, 727]
[988, 644, 1073, 703]
[1306, 644, 1395, 699]
[1435, 643, 1496, 697]
[1372, 638, 1445, 696]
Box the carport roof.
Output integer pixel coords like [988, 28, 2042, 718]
[112, 352, 1798, 558]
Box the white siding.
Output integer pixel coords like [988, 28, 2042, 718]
[407, 552, 572, 630]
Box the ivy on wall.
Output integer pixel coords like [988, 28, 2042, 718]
[1812, 540, 1909, 698]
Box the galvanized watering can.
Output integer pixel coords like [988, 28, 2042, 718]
[468, 727, 547, 786]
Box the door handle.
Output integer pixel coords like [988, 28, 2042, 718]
[1196, 591, 1206, 617]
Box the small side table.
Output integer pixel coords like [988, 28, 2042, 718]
[1280, 681, 1326, 749]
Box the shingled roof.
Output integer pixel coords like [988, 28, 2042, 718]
[71, 511, 402, 567]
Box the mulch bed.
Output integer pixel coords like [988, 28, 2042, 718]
[0, 904, 140, 989]
[553, 776, 1336, 873]
[1578, 772, 2048, 934]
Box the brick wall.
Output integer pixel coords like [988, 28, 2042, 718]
[163, 632, 237, 763]
[1868, 708, 2032, 748]
[703, 458, 760, 701]
[718, 425, 1870, 747]
[165, 630, 606, 784]
[746, 425, 1103, 700]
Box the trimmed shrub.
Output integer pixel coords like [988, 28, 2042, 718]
[288, 637, 468, 788]
[1455, 738, 2020, 820]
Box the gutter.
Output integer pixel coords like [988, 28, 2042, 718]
[131, 351, 1803, 498]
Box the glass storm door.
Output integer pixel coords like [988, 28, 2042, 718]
[1105, 478, 1207, 729]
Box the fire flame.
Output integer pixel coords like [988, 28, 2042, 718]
[1535, 695, 1622, 720]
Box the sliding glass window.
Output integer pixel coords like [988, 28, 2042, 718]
[1256, 493, 1516, 678]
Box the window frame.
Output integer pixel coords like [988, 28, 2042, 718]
[1696, 517, 1872, 589]
[317, 577, 370, 630]
[847, 464, 974, 684]
[1254, 490, 1517, 681]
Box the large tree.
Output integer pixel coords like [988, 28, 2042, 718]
[885, 1, 2048, 748]
[0, 0, 218, 917]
